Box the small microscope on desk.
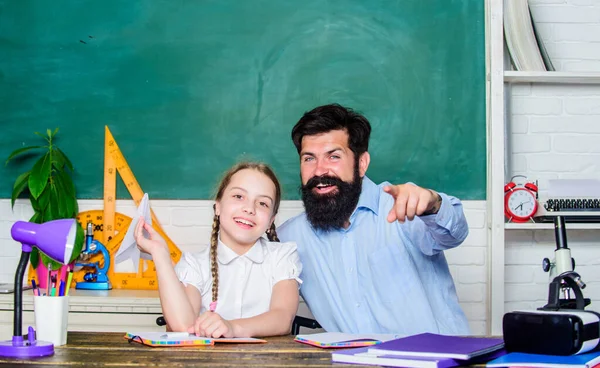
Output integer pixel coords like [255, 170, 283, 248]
[75, 222, 113, 290]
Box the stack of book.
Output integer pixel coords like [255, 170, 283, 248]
[504, 0, 554, 71]
[294, 332, 400, 348]
[486, 350, 600, 368]
[331, 333, 506, 368]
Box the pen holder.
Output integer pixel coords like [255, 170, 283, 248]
[33, 296, 69, 346]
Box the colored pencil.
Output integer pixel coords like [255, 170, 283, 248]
[31, 279, 38, 296]
[65, 270, 74, 296]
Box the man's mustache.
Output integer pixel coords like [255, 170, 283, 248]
[305, 175, 345, 190]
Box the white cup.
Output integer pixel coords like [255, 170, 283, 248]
[33, 295, 69, 346]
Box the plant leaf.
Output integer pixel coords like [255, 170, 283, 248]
[53, 127, 59, 137]
[10, 171, 30, 208]
[46, 129, 52, 138]
[29, 212, 42, 224]
[69, 225, 85, 263]
[39, 252, 62, 271]
[57, 169, 76, 198]
[48, 183, 60, 219]
[42, 204, 53, 223]
[29, 193, 41, 212]
[51, 148, 64, 170]
[72, 197, 79, 216]
[5, 146, 42, 164]
[29, 248, 40, 269]
[28, 152, 51, 199]
[37, 185, 51, 212]
[51, 183, 68, 219]
[34, 131, 45, 139]
[54, 173, 76, 217]
[55, 148, 74, 171]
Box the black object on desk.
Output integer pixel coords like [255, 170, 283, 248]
[0, 284, 32, 294]
[503, 215, 600, 356]
[155, 315, 321, 335]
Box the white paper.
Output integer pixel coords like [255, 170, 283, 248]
[295, 332, 402, 344]
[128, 331, 206, 342]
[127, 331, 265, 343]
[114, 193, 153, 273]
[548, 179, 600, 198]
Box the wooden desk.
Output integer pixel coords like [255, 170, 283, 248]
[0, 332, 488, 367]
[0, 332, 343, 367]
[0, 289, 319, 336]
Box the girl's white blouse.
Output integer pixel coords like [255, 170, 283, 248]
[174, 237, 302, 320]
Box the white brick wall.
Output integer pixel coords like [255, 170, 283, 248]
[529, 0, 600, 71]
[507, 0, 600, 317]
[508, 83, 600, 197]
[0, 198, 488, 335]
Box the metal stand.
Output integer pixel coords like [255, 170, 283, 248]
[539, 216, 590, 311]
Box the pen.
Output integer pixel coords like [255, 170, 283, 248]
[46, 263, 51, 296]
[50, 274, 57, 296]
[160, 332, 192, 339]
[31, 279, 38, 296]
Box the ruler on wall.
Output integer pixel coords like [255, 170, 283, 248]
[101, 126, 182, 289]
[28, 126, 182, 290]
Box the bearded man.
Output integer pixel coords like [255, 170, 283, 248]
[278, 104, 470, 336]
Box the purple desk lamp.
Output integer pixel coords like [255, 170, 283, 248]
[0, 219, 83, 358]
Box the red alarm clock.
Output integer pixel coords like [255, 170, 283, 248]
[505, 176, 539, 223]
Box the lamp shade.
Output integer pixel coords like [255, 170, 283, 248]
[11, 219, 79, 264]
[0, 218, 84, 358]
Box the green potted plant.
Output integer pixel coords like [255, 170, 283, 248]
[5, 128, 80, 271]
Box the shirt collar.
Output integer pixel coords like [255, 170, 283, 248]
[217, 236, 265, 264]
[354, 175, 379, 216]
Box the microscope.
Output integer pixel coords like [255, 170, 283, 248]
[539, 215, 589, 310]
[503, 215, 599, 356]
[75, 222, 113, 290]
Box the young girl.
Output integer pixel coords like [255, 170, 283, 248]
[134, 162, 301, 338]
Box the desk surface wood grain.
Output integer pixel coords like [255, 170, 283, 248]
[0, 332, 488, 367]
[0, 332, 343, 367]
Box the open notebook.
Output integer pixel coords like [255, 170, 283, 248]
[294, 332, 401, 348]
[125, 332, 266, 347]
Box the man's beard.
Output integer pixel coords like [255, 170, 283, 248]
[300, 166, 363, 232]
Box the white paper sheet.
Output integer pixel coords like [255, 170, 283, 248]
[295, 332, 402, 345]
[548, 179, 600, 198]
[114, 193, 153, 273]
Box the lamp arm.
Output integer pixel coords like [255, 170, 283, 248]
[13, 250, 30, 337]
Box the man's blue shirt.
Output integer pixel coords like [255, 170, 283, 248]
[278, 176, 470, 335]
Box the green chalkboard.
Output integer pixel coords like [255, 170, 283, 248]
[0, 0, 485, 200]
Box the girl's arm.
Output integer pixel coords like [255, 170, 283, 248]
[134, 219, 202, 331]
[231, 279, 299, 337]
[190, 279, 299, 338]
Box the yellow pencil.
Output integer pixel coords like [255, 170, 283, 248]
[65, 271, 74, 296]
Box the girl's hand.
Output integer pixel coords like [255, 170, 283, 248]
[134, 217, 168, 257]
[187, 312, 235, 338]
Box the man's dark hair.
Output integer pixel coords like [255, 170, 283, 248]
[291, 103, 372, 157]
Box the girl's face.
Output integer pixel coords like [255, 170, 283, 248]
[215, 168, 276, 254]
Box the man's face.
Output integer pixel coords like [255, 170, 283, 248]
[300, 129, 360, 189]
[299, 129, 370, 231]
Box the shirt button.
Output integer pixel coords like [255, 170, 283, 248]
[356, 303, 360, 308]
[349, 267, 353, 273]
